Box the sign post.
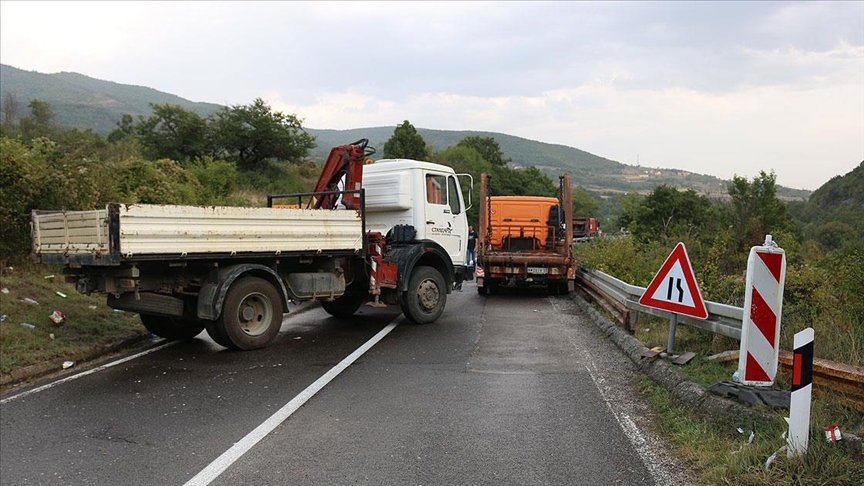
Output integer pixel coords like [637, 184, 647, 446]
[639, 242, 708, 354]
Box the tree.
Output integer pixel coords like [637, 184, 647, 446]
[3, 93, 19, 128]
[489, 165, 557, 197]
[383, 120, 427, 160]
[134, 104, 209, 163]
[107, 114, 135, 143]
[572, 186, 599, 218]
[615, 191, 643, 234]
[29, 99, 54, 127]
[456, 136, 510, 167]
[210, 98, 315, 170]
[812, 221, 857, 252]
[629, 185, 715, 243]
[726, 171, 795, 251]
[433, 144, 494, 226]
[19, 99, 55, 139]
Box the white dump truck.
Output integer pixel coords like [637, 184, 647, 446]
[31, 140, 473, 350]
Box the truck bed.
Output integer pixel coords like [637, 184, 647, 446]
[32, 203, 364, 265]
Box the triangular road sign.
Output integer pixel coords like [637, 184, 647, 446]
[639, 242, 708, 319]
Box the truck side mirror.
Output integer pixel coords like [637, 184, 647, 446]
[457, 173, 474, 210]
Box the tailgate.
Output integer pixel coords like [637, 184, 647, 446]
[31, 209, 112, 262]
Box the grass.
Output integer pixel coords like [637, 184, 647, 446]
[639, 376, 864, 485]
[0, 261, 146, 376]
[617, 308, 864, 483]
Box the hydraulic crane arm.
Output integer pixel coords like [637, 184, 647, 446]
[309, 139, 375, 210]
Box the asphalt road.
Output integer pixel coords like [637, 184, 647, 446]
[0, 282, 694, 485]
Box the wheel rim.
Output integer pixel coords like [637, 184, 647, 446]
[236, 292, 273, 336]
[416, 278, 440, 312]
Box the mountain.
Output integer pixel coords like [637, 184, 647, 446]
[795, 161, 864, 244]
[0, 63, 811, 200]
[305, 127, 809, 200]
[0, 64, 221, 134]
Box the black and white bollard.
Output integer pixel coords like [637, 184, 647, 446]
[787, 327, 814, 458]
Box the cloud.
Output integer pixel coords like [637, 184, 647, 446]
[2, 1, 862, 190]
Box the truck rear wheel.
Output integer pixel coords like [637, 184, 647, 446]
[205, 320, 231, 348]
[401, 266, 446, 324]
[140, 314, 206, 341]
[216, 277, 283, 350]
[321, 290, 366, 318]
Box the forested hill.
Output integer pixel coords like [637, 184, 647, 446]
[0, 64, 221, 134]
[303, 127, 811, 200]
[793, 161, 864, 245]
[0, 63, 811, 200]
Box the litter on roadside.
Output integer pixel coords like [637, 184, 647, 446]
[23, 297, 40, 305]
[55, 291, 67, 298]
[640, 346, 666, 362]
[824, 423, 842, 442]
[707, 349, 739, 363]
[62, 361, 75, 369]
[672, 351, 697, 365]
[1, 287, 9, 294]
[0, 314, 7, 322]
[731, 427, 755, 455]
[20, 323, 36, 330]
[49, 310, 67, 325]
[765, 445, 787, 471]
[44, 274, 55, 280]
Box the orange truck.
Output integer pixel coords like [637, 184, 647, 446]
[475, 173, 574, 295]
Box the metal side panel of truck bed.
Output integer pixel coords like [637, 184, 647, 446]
[32, 203, 364, 263]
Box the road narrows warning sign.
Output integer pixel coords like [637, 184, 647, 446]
[639, 242, 708, 319]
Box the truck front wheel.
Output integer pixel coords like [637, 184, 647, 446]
[321, 290, 366, 318]
[401, 266, 446, 324]
[216, 277, 283, 350]
[140, 314, 206, 341]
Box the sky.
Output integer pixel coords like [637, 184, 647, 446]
[1, 1, 862, 191]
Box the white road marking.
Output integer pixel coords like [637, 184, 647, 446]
[0, 341, 177, 405]
[184, 317, 402, 486]
[583, 361, 669, 486]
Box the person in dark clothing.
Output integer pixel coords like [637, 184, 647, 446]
[466, 225, 478, 266]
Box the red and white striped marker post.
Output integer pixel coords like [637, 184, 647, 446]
[788, 327, 814, 458]
[737, 235, 786, 386]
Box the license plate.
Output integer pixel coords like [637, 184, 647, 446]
[527, 267, 548, 275]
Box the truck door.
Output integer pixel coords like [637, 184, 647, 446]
[422, 172, 467, 264]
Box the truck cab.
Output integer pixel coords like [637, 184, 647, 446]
[363, 159, 471, 268]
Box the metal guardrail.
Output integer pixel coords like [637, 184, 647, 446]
[575, 268, 864, 410]
[577, 268, 742, 339]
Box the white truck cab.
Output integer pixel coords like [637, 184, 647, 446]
[363, 159, 471, 266]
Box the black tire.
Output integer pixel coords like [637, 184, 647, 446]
[140, 314, 206, 341]
[205, 320, 231, 348]
[487, 282, 498, 295]
[559, 281, 570, 295]
[400, 266, 446, 324]
[321, 290, 366, 318]
[477, 285, 487, 295]
[216, 277, 283, 350]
